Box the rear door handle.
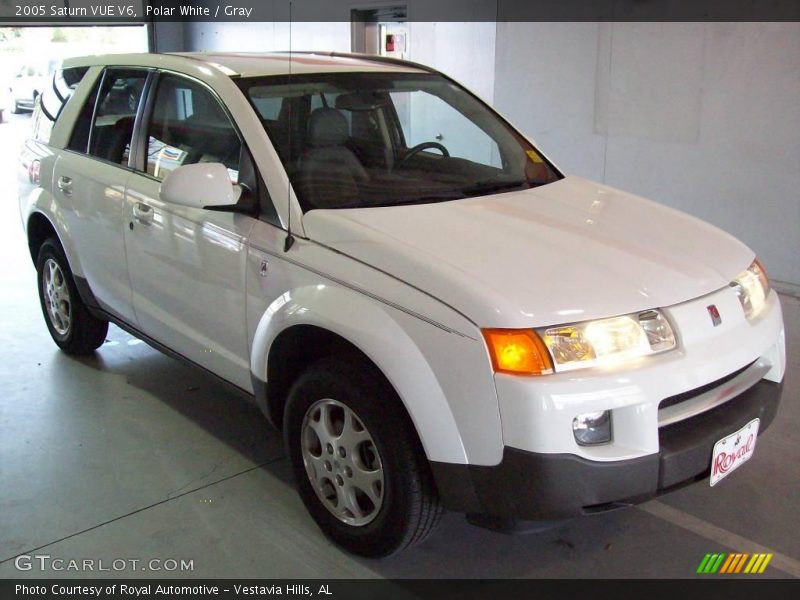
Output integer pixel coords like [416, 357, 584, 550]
[132, 202, 154, 226]
[57, 176, 72, 196]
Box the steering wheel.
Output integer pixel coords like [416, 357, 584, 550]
[395, 141, 450, 170]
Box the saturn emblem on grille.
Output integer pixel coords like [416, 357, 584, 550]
[707, 304, 722, 327]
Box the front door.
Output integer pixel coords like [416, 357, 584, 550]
[123, 73, 254, 390]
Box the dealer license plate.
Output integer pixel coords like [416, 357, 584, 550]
[710, 418, 760, 487]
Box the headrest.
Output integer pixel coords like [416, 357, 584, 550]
[307, 108, 348, 147]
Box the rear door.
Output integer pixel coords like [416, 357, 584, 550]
[123, 72, 254, 389]
[52, 68, 149, 322]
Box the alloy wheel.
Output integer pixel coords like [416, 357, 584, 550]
[300, 398, 384, 526]
[42, 258, 71, 336]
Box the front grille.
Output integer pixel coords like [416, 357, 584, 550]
[659, 361, 755, 410]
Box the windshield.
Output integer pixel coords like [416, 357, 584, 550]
[237, 72, 561, 211]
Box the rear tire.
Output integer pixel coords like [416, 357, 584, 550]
[284, 356, 442, 557]
[36, 238, 108, 354]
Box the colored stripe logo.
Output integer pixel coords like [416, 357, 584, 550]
[697, 553, 773, 574]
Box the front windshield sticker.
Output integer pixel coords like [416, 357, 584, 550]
[526, 150, 544, 164]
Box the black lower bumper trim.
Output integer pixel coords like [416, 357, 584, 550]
[430, 378, 782, 521]
[657, 378, 780, 488]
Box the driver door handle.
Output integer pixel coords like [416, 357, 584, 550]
[132, 202, 154, 226]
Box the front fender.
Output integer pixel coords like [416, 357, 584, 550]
[251, 284, 497, 465]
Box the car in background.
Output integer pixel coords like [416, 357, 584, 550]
[0, 86, 7, 123]
[7, 59, 58, 114]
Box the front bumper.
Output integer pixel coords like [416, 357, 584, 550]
[431, 378, 782, 521]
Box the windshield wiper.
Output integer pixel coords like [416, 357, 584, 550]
[348, 191, 467, 209]
[324, 193, 464, 210]
[323, 182, 528, 211]
[460, 179, 532, 197]
[386, 192, 467, 206]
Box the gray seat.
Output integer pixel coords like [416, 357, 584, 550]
[298, 108, 368, 209]
[91, 116, 134, 164]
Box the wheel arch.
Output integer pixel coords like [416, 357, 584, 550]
[264, 324, 368, 428]
[27, 211, 60, 263]
[25, 203, 86, 280]
[251, 285, 470, 465]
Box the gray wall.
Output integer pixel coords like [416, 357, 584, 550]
[186, 21, 351, 53]
[150, 22, 187, 53]
[494, 22, 800, 288]
[183, 20, 496, 104]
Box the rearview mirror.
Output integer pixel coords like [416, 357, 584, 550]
[335, 91, 389, 111]
[160, 163, 241, 210]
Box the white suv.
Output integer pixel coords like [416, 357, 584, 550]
[19, 52, 785, 557]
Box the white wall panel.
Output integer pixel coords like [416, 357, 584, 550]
[495, 22, 800, 286]
[494, 22, 607, 181]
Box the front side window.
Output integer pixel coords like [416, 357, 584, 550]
[145, 74, 241, 182]
[238, 72, 561, 212]
[84, 69, 147, 165]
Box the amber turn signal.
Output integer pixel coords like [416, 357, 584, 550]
[482, 329, 554, 375]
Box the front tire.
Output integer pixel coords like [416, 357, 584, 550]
[284, 356, 442, 557]
[36, 238, 108, 354]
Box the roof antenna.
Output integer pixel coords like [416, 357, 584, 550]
[284, 0, 296, 252]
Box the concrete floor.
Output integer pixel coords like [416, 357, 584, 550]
[0, 112, 798, 579]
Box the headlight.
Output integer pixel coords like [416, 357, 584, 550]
[538, 310, 676, 372]
[730, 258, 770, 319]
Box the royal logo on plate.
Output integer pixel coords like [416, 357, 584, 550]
[710, 418, 759, 486]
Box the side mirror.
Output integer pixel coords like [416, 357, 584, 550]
[160, 162, 241, 210]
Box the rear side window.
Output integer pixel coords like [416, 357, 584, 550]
[145, 74, 241, 182]
[32, 67, 88, 144]
[67, 69, 148, 163]
[86, 70, 148, 165]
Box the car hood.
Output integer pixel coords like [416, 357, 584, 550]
[302, 176, 754, 328]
